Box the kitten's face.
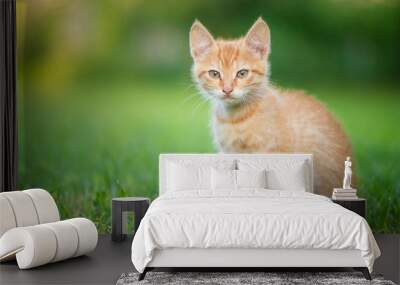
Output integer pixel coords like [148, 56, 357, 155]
[190, 18, 270, 105]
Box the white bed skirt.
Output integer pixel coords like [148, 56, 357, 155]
[148, 248, 366, 268]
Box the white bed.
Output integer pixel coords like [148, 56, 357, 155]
[131, 154, 380, 280]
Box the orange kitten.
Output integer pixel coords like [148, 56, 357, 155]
[189, 18, 354, 197]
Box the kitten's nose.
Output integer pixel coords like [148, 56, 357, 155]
[223, 86, 233, 96]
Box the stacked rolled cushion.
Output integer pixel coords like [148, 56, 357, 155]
[0, 189, 97, 269]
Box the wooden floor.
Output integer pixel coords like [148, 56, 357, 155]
[0, 234, 399, 285]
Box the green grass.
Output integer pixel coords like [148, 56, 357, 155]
[18, 81, 400, 233]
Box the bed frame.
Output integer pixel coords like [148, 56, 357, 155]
[139, 154, 371, 280]
[141, 248, 370, 280]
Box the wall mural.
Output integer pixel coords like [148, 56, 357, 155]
[16, 0, 399, 233]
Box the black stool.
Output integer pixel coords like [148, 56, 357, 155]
[112, 197, 150, 242]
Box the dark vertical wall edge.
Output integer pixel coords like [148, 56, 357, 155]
[0, 0, 18, 192]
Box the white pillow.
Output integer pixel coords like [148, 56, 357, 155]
[236, 169, 267, 189]
[266, 163, 306, 191]
[238, 159, 307, 191]
[211, 168, 236, 190]
[167, 162, 210, 191]
[211, 169, 268, 190]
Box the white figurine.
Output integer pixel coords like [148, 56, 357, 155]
[343, 156, 352, 189]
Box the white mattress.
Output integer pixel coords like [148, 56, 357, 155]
[131, 190, 380, 273]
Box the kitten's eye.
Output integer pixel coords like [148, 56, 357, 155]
[208, 70, 221, 79]
[236, 69, 249, 79]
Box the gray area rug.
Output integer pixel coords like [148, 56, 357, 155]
[117, 272, 395, 285]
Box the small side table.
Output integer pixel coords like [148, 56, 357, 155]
[112, 197, 150, 242]
[332, 198, 366, 218]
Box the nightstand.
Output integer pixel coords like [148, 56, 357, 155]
[332, 198, 366, 218]
[112, 197, 150, 242]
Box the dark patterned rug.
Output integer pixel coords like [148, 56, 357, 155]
[116, 271, 395, 285]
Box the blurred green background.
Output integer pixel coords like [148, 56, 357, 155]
[16, 0, 400, 233]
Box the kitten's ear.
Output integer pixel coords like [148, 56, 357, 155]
[245, 17, 270, 59]
[190, 20, 216, 59]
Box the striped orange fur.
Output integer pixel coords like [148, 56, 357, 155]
[190, 18, 354, 196]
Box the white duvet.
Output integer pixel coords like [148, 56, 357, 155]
[131, 190, 380, 273]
